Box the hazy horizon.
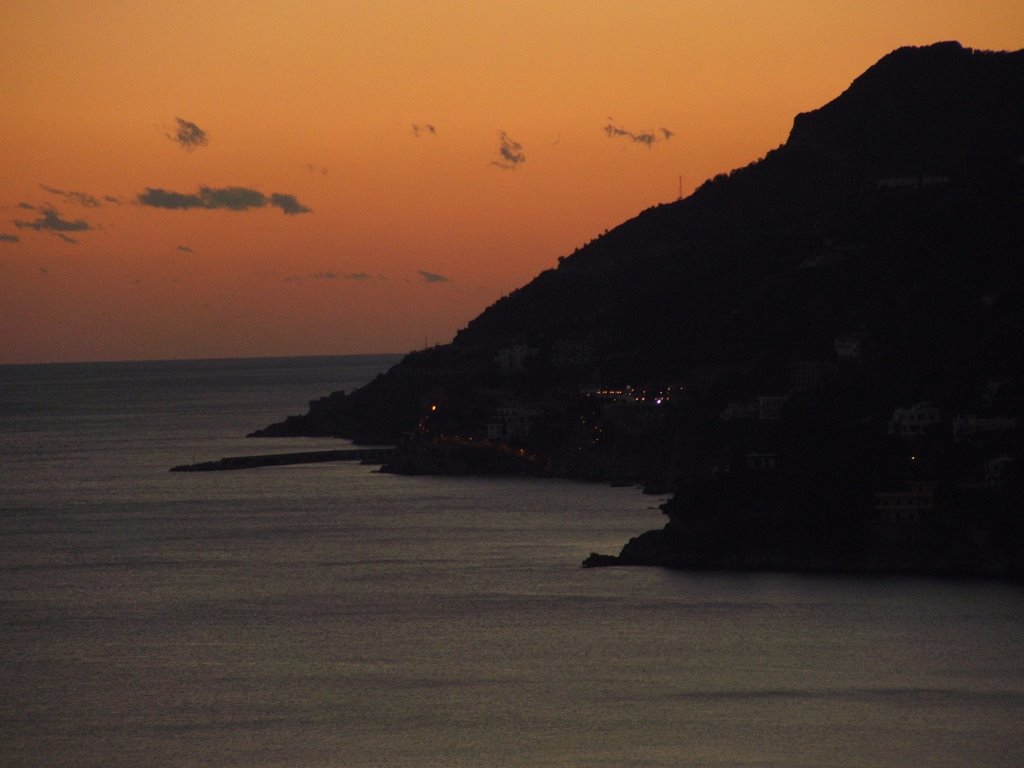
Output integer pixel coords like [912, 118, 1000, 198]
[0, 350, 408, 368]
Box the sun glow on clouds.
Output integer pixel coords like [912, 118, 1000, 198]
[1, 0, 1022, 362]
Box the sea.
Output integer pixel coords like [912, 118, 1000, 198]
[1, 354, 1022, 768]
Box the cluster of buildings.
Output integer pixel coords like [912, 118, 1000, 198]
[476, 330, 1019, 539]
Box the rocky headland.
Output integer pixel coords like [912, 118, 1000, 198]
[253, 42, 1024, 579]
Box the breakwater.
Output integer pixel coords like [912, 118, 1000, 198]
[170, 447, 394, 472]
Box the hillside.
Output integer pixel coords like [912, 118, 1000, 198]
[254, 42, 1024, 577]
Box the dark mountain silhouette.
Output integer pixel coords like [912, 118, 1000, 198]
[255, 42, 1024, 577]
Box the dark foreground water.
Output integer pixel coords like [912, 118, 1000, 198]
[1, 356, 1022, 767]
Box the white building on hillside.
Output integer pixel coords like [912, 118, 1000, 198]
[888, 402, 942, 437]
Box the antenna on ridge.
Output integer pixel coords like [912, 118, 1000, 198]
[678, 175, 683, 201]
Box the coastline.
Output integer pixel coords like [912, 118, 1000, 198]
[583, 517, 1024, 582]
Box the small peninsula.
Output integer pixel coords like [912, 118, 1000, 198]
[254, 42, 1024, 579]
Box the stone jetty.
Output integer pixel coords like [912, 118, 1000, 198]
[170, 448, 394, 472]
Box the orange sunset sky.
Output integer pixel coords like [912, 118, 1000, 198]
[2, 1, 1022, 364]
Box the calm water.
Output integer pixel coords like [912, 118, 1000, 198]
[1, 356, 1022, 768]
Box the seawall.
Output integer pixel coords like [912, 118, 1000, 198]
[170, 448, 394, 472]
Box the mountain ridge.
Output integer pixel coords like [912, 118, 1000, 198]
[254, 42, 1024, 577]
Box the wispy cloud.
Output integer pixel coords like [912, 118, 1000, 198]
[14, 205, 91, 237]
[604, 119, 674, 148]
[17, 202, 35, 210]
[491, 131, 525, 169]
[0, 232, 19, 243]
[176, 244, 194, 253]
[40, 184, 101, 207]
[57, 233, 78, 244]
[137, 186, 312, 215]
[39, 185, 101, 208]
[412, 123, 437, 138]
[604, 123, 654, 146]
[168, 117, 209, 150]
[418, 270, 450, 283]
[269, 193, 311, 215]
[286, 271, 377, 282]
